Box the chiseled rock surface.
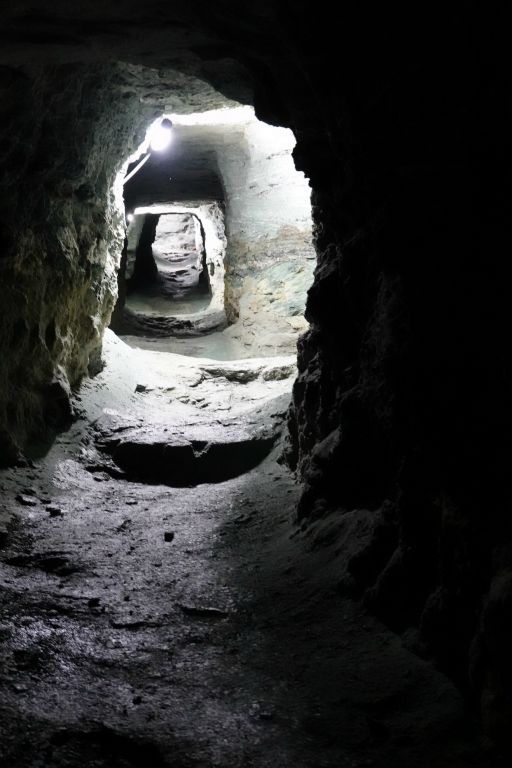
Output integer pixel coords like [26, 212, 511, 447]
[223, 259, 314, 357]
[0, 64, 144, 464]
[152, 213, 202, 294]
[216, 116, 315, 324]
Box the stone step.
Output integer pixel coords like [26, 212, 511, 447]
[100, 430, 276, 486]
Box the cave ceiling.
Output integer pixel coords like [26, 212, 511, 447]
[0, 1, 284, 113]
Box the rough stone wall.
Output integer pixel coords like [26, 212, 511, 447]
[155, 214, 201, 263]
[275, 5, 512, 744]
[0, 63, 154, 463]
[216, 116, 315, 325]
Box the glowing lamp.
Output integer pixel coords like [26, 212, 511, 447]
[123, 118, 174, 187]
[149, 118, 173, 152]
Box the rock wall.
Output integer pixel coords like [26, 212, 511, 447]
[0, 63, 154, 463]
[215, 115, 315, 325]
[276, 6, 512, 744]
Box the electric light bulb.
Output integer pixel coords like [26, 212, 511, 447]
[149, 120, 173, 152]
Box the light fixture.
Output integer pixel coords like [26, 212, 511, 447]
[148, 118, 173, 152]
[126, 213, 134, 223]
[123, 118, 173, 187]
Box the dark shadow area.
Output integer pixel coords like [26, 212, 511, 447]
[129, 213, 160, 288]
[101, 434, 276, 486]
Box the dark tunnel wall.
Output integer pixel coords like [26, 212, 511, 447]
[0, 2, 511, 745]
[0, 63, 158, 463]
[280, 9, 512, 740]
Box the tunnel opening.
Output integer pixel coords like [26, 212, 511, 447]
[103, 105, 315, 482]
[126, 210, 212, 313]
[110, 107, 315, 360]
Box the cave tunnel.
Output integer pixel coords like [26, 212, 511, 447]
[0, 4, 510, 767]
[126, 210, 211, 305]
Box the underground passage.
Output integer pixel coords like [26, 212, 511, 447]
[0, 5, 509, 768]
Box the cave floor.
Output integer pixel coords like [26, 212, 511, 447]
[0, 332, 490, 767]
[125, 290, 211, 318]
[118, 329, 284, 360]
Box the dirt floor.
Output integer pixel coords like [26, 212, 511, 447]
[0, 331, 495, 767]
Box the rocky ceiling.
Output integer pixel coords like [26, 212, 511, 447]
[123, 122, 228, 206]
[0, 2, 267, 110]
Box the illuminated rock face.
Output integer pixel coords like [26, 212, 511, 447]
[0, 2, 509, 746]
[214, 117, 315, 324]
[128, 213, 206, 298]
[152, 214, 204, 295]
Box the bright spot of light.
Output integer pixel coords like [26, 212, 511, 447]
[170, 106, 254, 126]
[126, 213, 134, 223]
[148, 119, 173, 152]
